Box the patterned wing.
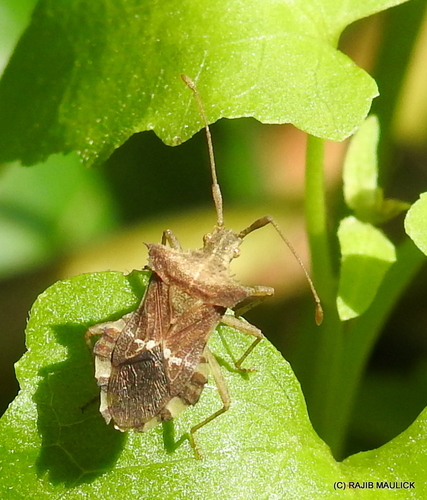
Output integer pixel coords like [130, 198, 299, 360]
[105, 273, 173, 429]
[111, 273, 170, 366]
[163, 287, 226, 397]
[107, 345, 170, 430]
[95, 272, 225, 430]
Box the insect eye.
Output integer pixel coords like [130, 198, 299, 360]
[233, 247, 241, 258]
[203, 233, 212, 243]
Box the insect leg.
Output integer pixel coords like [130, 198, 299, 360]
[233, 285, 274, 317]
[161, 229, 182, 250]
[219, 286, 273, 371]
[189, 347, 230, 459]
[220, 314, 265, 371]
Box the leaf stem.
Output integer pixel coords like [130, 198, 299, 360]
[304, 135, 334, 301]
[304, 133, 426, 458]
[304, 135, 343, 451]
[335, 238, 425, 455]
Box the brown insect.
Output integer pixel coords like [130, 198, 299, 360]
[85, 75, 322, 458]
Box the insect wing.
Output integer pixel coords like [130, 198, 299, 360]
[104, 273, 224, 430]
[162, 294, 225, 397]
[111, 273, 170, 366]
[106, 273, 172, 429]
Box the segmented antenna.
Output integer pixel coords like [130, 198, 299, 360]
[239, 216, 323, 325]
[181, 75, 322, 324]
[181, 75, 224, 227]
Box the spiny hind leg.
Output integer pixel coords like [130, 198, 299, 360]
[189, 347, 230, 459]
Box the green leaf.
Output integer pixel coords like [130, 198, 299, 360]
[343, 115, 410, 223]
[1, 269, 426, 498]
[0, 271, 330, 498]
[0, 0, 409, 166]
[343, 408, 427, 493]
[405, 192, 427, 256]
[337, 216, 396, 321]
[343, 115, 382, 219]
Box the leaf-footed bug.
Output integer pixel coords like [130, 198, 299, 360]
[85, 75, 322, 459]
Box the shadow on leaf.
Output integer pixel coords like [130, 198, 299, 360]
[161, 420, 189, 454]
[34, 322, 126, 486]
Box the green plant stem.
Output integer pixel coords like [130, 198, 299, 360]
[304, 135, 334, 300]
[304, 134, 425, 456]
[335, 239, 425, 456]
[304, 135, 343, 452]
[304, 134, 426, 459]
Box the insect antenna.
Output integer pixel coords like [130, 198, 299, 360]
[181, 74, 224, 228]
[181, 75, 323, 324]
[239, 216, 323, 324]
